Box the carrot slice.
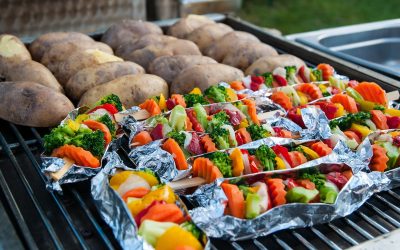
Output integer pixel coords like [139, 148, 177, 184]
[162, 138, 188, 170]
[297, 179, 316, 190]
[370, 110, 389, 130]
[297, 83, 323, 101]
[51, 144, 100, 168]
[200, 135, 217, 153]
[185, 116, 193, 131]
[353, 82, 387, 106]
[288, 151, 307, 167]
[341, 170, 353, 180]
[317, 64, 335, 81]
[266, 178, 287, 207]
[270, 91, 293, 111]
[230, 80, 245, 91]
[370, 144, 389, 172]
[192, 157, 222, 183]
[171, 94, 187, 108]
[140, 203, 184, 224]
[331, 94, 358, 113]
[139, 99, 162, 116]
[237, 128, 252, 143]
[132, 131, 153, 146]
[121, 187, 150, 201]
[344, 130, 361, 144]
[310, 141, 332, 157]
[83, 120, 112, 146]
[220, 183, 245, 219]
[242, 99, 260, 125]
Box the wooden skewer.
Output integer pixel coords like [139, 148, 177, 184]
[167, 177, 207, 190]
[49, 157, 75, 181]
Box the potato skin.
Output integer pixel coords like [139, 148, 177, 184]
[186, 23, 233, 53]
[101, 20, 163, 50]
[65, 61, 145, 101]
[167, 14, 215, 38]
[149, 55, 217, 85]
[3, 60, 63, 93]
[171, 64, 244, 94]
[79, 74, 168, 108]
[0, 81, 74, 127]
[205, 31, 260, 62]
[0, 34, 32, 75]
[245, 54, 306, 76]
[222, 42, 278, 71]
[29, 32, 94, 61]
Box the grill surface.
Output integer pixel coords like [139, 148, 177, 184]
[1, 15, 400, 250]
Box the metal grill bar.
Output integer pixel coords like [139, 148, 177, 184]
[273, 235, 293, 250]
[344, 217, 374, 240]
[253, 239, 268, 250]
[365, 202, 400, 228]
[291, 231, 317, 250]
[328, 222, 358, 246]
[357, 211, 389, 234]
[310, 227, 341, 250]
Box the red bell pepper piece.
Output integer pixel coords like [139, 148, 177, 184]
[186, 110, 204, 132]
[134, 200, 166, 226]
[271, 145, 293, 167]
[286, 178, 299, 189]
[273, 75, 288, 86]
[88, 103, 119, 115]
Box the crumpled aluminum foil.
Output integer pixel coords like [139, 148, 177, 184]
[186, 162, 390, 241]
[299, 107, 332, 140]
[91, 155, 210, 250]
[40, 107, 121, 193]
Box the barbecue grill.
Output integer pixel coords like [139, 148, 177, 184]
[1, 15, 400, 250]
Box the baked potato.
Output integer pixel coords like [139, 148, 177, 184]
[65, 61, 144, 101]
[29, 32, 94, 61]
[222, 42, 278, 71]
[205, 31, 260, 62]
[171, 64, 244, 94]
[245, 54, 306, 76]
[0, 34, 31, 75]
[148, 55, 217, 85]
[167, 14, 215, 38]
[54, 49, 123, 86]
[2, 60, 63, 93]
[0, 81, 74, 127]
[115, 34, 176, 59]
[186, 23, 233, 53]
[124, 39, 201, 71]
[101, 20, 163, 50]
[79, 74, 168, 108]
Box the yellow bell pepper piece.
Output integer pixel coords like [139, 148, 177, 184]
[390, 131, 400, 137]
[189, 88, 202, 95]
[296, 91, 308, 105]
[275, 156, 286, 170]
[155, 225, 203, 250]
[319, 84, 327, 93]
[67, 119, 81, 132]
[158, 94, 167, 111]
[226, 88, 238, 102]
[334, 103, 345, 118]
[133, 171, 159, 186]
[385, 108, 400, 117]
[75, 114, 89, 123]
[128, 185, 176, 216]
[310, 71, 317, 82]
[298, 145, 319, 160]
[296, 108, 301, 115]
[239, 119, 249, 128]
[350, 123, 372, 138]
[109, 171, 134, 190]
[230, 148, 244, 177]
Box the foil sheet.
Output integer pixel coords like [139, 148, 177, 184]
[91, 156, 210, 250]
[186, 162, 390, 241]
[299, 107, 332, 140]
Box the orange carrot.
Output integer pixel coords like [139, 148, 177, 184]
[175, 246, 196, 250]
[311, 141, 332, 157]
[279, 129, 292, 138]
[242, 99, 260, 125]
[139, 99, 162, 116]
[266, 178, 287, 206]
[331, 94, 358, 113]
[353, 82, 387, 106]
[200, 135, 217, 153]
[132, 131, 153, 146]
[51, 144, 100, 168]
[185, 116, 193, 131]
[230, 80, 245, 91]
[237, 128, 252, 144]
[297, 179, 316, 190]
[370, 110, 389, 130]
[162, 138, 188, 170]
[317, 63, 334, 81]
[83, 120, 112, 145]
[192, 157, 222, 183]
[171, 94, 187, 108]
[344, 130, 361, 144]
[370, 144, 389, 172]
[220, 183, 245, 219]
[270, 91, 293, 111]
[297, 83, 323, 101]
[122, 187, 150, 201]
[341, 170, 353, 180]
[140, 203, 184, 224]
[288, 151, 307, 167]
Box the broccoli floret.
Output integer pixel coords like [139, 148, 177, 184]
[97, 114, 116, 136]
[69, 130, 105, 157]
[294, 146, 311, 161]
[261, 72, 274, 88]
[299, 172, 326, 190]
[285, 66, 298, 85]
[180, 222, 201, 239]
[43, 125, 74, 154]
[329, 111, 372, 130]
[207, 111, 230, 133]
[204, 85, 228, 103]
[255, 145, 276, 171]
[208, 151, 232, 177]
[95, 94, 123, 111]
[322, 91, 331, 97]
[167, 131, 186, 146]
[373, 105, 385, 111]
[209, 126, 230, 149]
[239, 185, 254, 198]
[312, 69, 323, 81]
[183, 93, 209, 108]
[247, 124, 270, 141]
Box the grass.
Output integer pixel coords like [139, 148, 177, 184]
[238, 0, 400, 35]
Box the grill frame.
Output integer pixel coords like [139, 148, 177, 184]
[1, 14, 400, 250]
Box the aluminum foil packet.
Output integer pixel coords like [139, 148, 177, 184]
[40, 107, 122, 193]
[186, 161, 389, 241]
[91, 155, 210, 250]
